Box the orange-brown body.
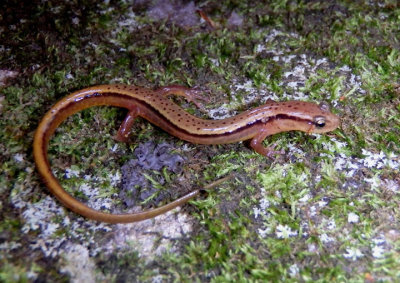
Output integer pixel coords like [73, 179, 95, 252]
[33, 84, 340, 223]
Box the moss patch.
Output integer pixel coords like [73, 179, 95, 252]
[1, 0, 400, 282]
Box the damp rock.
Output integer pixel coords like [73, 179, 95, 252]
[120, 142, 185, 207]
[147, 0, 199, 27]
[135, 142, 184, 173]
[227, 12, 243, 27]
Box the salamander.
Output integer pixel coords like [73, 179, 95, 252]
[33, 84, 340, 223]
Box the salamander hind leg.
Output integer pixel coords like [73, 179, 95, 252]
[155, 85, 209, 108]
[250, 129, 285, 158]
[115, 107, 139, 142]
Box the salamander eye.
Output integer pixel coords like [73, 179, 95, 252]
[314, 116, 326, 128]
[319, 102, 330, 112]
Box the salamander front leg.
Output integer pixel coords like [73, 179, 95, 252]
[155, 85, 209, 108]
[115, 107, 139, 142]
[250, 129, 284, 158]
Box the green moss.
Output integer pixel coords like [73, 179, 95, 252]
[0, 262, 30, 283]
[2, 0, 400, 282]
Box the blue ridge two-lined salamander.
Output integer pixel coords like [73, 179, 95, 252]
[33, 84, 340, 223]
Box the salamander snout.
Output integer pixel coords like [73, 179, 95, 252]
[312, 112, 340, 133]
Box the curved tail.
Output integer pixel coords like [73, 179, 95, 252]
[32, 87, 202, 223]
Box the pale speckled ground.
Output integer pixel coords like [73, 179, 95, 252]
[1, 0, 400, 281]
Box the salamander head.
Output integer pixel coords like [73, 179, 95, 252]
[269, 101, 340, 134]
[305, 101, 340, 133]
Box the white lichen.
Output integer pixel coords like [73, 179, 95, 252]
[347, 212, 360, 223]
[275, 224, 298, 239]
[343, 247, 364, 261]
